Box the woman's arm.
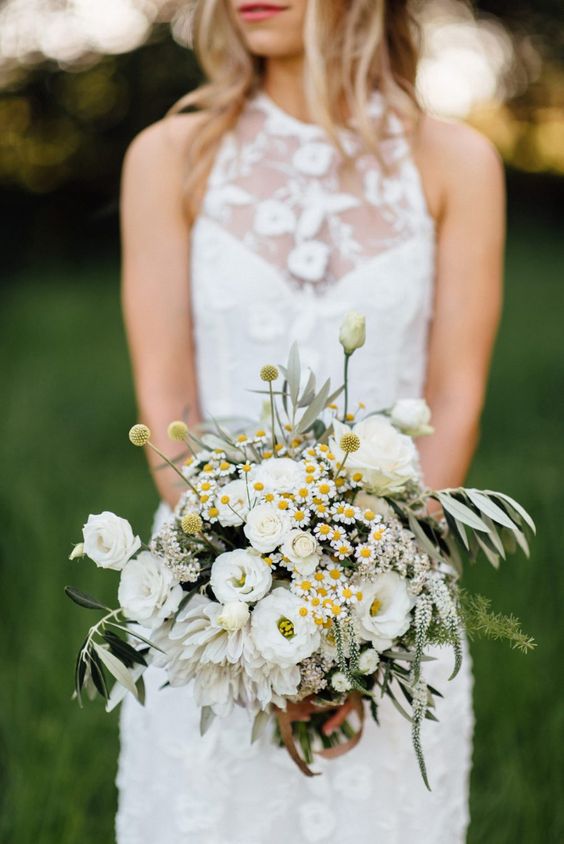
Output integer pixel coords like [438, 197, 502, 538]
[414, 117, 506, 489]
[121, 115, 204, 508]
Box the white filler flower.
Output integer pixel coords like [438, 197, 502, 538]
[331, 671, 353, 693]
[358, 648, 380, 675]
[118, 551, 183, 628]
[354, 572, 415, 651]
[251, 587, 320, 667]
[280, 530, 320, 575]
[82, 511, 141, 570]
[331, 416, 420, 495]
[216, 479, 250, 527]
[390, 398, 434, 437]
[210, 548, 272, 604]
[244, 503, 292, 553]
[253, 457, 306, 495]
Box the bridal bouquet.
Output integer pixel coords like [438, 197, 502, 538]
[66, 313, 535, 787]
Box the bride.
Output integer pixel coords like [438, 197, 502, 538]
[118, 1, 504, 841]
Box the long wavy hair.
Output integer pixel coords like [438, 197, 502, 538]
[170, 0, 420, 225]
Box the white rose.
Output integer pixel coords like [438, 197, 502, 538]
[216, 479, 250, 526]
[118, 551, 183, 628]
[216, 601, 250, 632]
[390, 398, 434, 437]
[251, 587, 320, 667]
[339, 310, 366, 355]
[244, 503, 291, 553]
[82, 512, 141, 571]
[358, 648, 380, 675]
[331, 671, 353, 693]
[353, 491, 393, 520]
[253, 457, 306, 496]
[210, 548, 272, 604]
[353, 572, 415, 650]
[331, 416, 420, 495]
[280, 530, 320, 575]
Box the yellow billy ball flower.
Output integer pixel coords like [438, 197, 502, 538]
[181, 513, 203, 535]
[129, 424, 151, 446]
[339, 432, 360, 453]
[167, 420, 189, 442]
[260, 364, 279, 382]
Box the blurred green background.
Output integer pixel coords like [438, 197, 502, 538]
[1, 1, 563, 843]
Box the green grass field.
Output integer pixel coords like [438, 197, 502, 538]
[1, 216, 563, 843]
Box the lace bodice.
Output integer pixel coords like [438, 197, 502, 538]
[190, 89, 436, 420]
[116, 91, 474, 844]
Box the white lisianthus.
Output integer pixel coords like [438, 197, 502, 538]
[216, 479, 250, 526]
[339, 310, 366, 355]
[280, 530, 320, 575]
[331, 416, 420, 495]
[358, 648, 380, 675]
[253, 457, 306, 496]
[118, 551, 183, 628]
[390, 398, 434, 437]
[216, 601, 250, 632]
[353, 572, 415, 650]
[331, 671, 353, 693]
[244, 503, 292, 553]
[210, 548, 272, 604]
[68, 542, 85, 560]
[251, 587, 320, 667]
[354, 491, 394, 520]
[82, 512, 141, 570]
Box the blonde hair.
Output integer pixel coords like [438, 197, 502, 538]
[170, 0, 420, 225]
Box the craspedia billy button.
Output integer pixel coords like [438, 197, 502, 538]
[181, 513, 203, 535]
[167, 420, 189, 442]
[260, 364, 279, 382]
[339, 432, 361, 453]
[129, 424, 151, 447]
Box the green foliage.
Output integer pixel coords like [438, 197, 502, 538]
[460, 591, 536, 654]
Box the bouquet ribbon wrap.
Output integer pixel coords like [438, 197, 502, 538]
[275, 693, 365, 777]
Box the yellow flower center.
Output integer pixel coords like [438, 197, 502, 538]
[277, 617, 295, 639]
[299, 607, 308, 617]
[300, 580, 312, 592]
[370, 598, 383, 617]
[293, 510, 305, 522]
[253, 481, 265, 491]
[220, 495, 230, 505]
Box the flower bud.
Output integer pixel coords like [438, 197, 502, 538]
[390, 398, 434, 437]
[167, 420, 189, 442]
[217, 600, 250, 632]
[129, 424, 151, 447]
[358, 648, 380, 675]
[68, 542, 85, 560]
[331, 671, 353, 693]
[339, 311, 366, 355]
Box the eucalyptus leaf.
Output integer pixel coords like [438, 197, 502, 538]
[444, 511, 469, 551]
[108, 622, 165, 653]
[437, 494, 490, 533]
[64, 586, 109, 612]
[89, 650, 109, 700]
[102, 631, 148, 668]
[474, 533, 500, 569]
[297, 368, 316, 407]
[286, 342, 301, 408]
[295, 378, 331, 434]
[480, 515, 506, 558]
[486, 491, 536, 534]
[93, 643, 138, 698]
[407, 513, 443, 562]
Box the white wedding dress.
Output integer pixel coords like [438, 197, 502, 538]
[116, 89, 474, 843]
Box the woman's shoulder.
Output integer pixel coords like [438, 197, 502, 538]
[413, 113, 504, 219]
[123, 112, 207, 179]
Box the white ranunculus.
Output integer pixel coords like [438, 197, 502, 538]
[358, 648, 380, 675]
[331, 671, 353, 693]
[82, 512, 141, 570]
[118, 551, 183, 628]
[210, 548, 272, 604]
[253, 457, 306, 496]
[353, 572, 415, 650]
[390, 398, 434, 437]
[339, 310, 366, 355]
[280, 530, 320, 576]
[253, 199, 296, 236]
[216, 479, 250, 527]
[353, 491, 394, 520]
[216, 600, 250, 632]
[244, 503, 292, 553]
[331, 416, 420, 495]
[287, 240, 330, 282]
[251, 587, 320, 667]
